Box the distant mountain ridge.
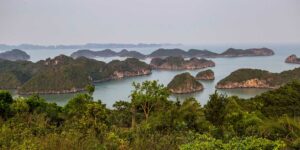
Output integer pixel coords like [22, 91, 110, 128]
[0, 43, 181, 50]
[148, 48, 218, 58]
[149, 48, 274, 58]
[71, 49, 146, 59]
[71, 47, 274, 59]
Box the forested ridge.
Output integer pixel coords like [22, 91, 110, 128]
[0, 55, 150, 94]
[218, 68, 300, 87]
[0, 80, 300, 149]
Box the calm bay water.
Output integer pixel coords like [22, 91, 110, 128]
[1, 44, 299, 107]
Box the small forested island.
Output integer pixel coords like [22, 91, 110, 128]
[0, 55, 151, 94]
[167, 72, 203, 94]
[117, 49, 146, 59]
[285, 54, 300, 64]
[150, 56, 215, 70]
[71, 49, 117, 58]
[195, 69, 215, 80]
[219, 48, 274, 57]
[216, 67, 300, 89]
[0, 79, 299, 149]
[149, 48, 195, 57]
[70, 49, 146, 59]
[0, 49, 30, 61]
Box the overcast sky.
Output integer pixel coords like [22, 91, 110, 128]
[0, 0, 299, 45]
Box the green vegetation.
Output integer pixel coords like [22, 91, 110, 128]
[131, 80, 170, 122]
[101, 58, 150, 78]
[0, 56, 150, 94]
[0, 80, 300, 149]
[0, 72, 22, 89]
[0, 59, 37, 89]
[85, 84, 95, 95]
[219, 69, 271, 83]
[180, 134, 285, 150]
[218, 68, 300, 87]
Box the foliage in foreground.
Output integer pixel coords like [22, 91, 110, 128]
[0, 81, 300, 149]
[180, 134, 285, 150]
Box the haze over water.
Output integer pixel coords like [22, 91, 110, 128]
[1, 43, 299, 107]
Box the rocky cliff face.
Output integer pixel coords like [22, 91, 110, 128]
[167, 72, 203, 94]
[196, 69, 215, 80]
[18, 88, 86, 95]
[216, 78, 273, 89]
[111, 69, 151, 79]
[285, 55, 300, 64]
[150, 57, 215, 70]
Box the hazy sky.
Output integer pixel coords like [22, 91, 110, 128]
[0, 0, 299, 45]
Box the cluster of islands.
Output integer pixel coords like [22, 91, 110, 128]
[0, 47, 299, 95]
[70, 47, 275, 59]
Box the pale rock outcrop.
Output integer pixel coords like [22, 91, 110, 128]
[216, 78, 274, 89]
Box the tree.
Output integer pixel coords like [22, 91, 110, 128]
[223, 97, 263, 136]
[130, 80, 170, 124]
[258, 115, 300, 142]
[111, 101, 132, 127]
[0, 90, 13, 119]
[64, 93, 93, 116]
[63, 94, 108, 140]
[85, 84, 95, 95]
[251, 81, 300, 117]
[177, 97, 210, 132]
[24, 94, 63, 124]
[83, 102, 108, 136]
[10, 98, 30, 114]
[204, 91, 228, 126]
[24, 94, 47, 113]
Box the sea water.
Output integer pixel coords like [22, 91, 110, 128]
[1, 43, 299, 107]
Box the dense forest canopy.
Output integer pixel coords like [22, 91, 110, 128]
[0, 80, 300, 149]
